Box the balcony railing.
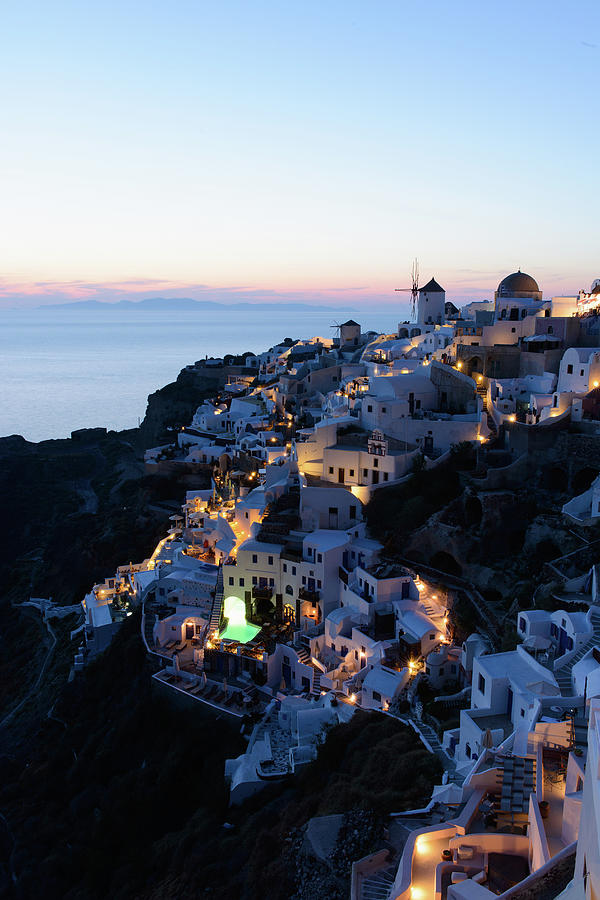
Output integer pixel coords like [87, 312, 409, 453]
[299, 587, 320, 604]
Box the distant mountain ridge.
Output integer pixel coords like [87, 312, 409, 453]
[34, 297, 356, 312]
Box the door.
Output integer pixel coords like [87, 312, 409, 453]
[372, 470, 379, 485]
[338, 467, 345, 483]
[559, 628, 569, 655]
[507, 686, 513, 717]
[185, 623, 194, 640]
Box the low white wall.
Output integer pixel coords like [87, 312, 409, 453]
[528, 792, 550, 872]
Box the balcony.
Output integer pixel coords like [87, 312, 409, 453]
[252, 585, 273, 601]
[299, 587, 320, 604]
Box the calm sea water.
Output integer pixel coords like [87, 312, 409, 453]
[0, 306, 401, 442]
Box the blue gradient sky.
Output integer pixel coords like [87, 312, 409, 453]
[1, 0, 598, 308]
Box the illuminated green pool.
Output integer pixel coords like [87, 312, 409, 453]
[220, 596, 261, 643]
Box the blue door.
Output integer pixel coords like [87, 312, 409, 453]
[559, 628, 569, 655]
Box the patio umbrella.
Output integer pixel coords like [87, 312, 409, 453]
[201, 671, 207, 687]
[173, 652, 180, 673]
[482, 728, 495, 749]
[223, 677, 228, 692]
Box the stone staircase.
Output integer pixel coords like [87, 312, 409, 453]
[410, 701, 464, 784]
[555, 610, 600, 697]
[477, 384, 498, 442]
[209, 567, 224, 634]
[360, 865, 396, 900]
[297, 646, 322, 694]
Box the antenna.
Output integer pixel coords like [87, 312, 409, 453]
[395, 258, 419, 320]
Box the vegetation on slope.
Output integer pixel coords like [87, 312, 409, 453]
[0, 612, 440, 900]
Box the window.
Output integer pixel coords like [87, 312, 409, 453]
[382, 407, 387, 414]
[302, 576, 306, 585]
[363, 468, 368, 477]
[511, 327, 516, 333]
[269, 578, 274, 587]
[478, 673, 486, 694]
[349, 469, 355, 477]
[283, 563, 287, 573]
[367, 405, 373, 412]
[430, 633, 435, 640]
[228, 577, 234, 586]
[466, 743, 471, 757]
[383, 472, 388, 482]
[548, 325, 553, 334]
[580, 369, 585, 377]
[372, 690, 382, 702]
[252, 576, 257, 585]
[245, 511, 249, 519]
[239, 577, 245, 587]
[520, 708, 525, 717]
[252, 554, 258, 564]
[329, 466, 334, 474]
[518, 617, 526, 633]
[317, 553, 322, 563]
[349, 505, 356, 519]
[317, 579, 322, 588]
[329, 506, 338, 515]
[567, 364, 573, 374]
[440, 667, 445, 676]
[373, 458, 378, 468]
[285, 585, 293, 595]
[426, 666, 431, 675]
[268, 556, 273, 565]
[292, 566, 296, 576]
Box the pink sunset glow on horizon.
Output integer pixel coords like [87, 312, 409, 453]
[0, 268, 591, 312]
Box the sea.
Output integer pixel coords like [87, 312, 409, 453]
[0, 305, 403, 442]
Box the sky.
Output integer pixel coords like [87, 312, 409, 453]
[0, 0, 598, 309]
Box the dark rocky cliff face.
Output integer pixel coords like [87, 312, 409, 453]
[139, 367, 228, 446]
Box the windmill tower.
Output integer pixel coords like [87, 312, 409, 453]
[395, 258, 419, 321]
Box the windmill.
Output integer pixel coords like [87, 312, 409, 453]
[395, 258, 419, 320]
[330, 320, 343, 342]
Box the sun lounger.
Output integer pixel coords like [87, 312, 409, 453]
[203, 685, 217, 699]
[188, 684, 203, 695]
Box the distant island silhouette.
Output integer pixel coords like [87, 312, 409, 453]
[35, 297, 357, 312]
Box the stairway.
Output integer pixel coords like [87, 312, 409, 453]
[555, 610, 600, 697]
[477, 384, 498, 442]
[360, 866, 396, 900]
[209, 566, 224, 634]
[296, 646, 322, 694]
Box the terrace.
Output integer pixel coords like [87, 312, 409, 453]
[153, 669, 260, 718]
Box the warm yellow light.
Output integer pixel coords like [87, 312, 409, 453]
[349, 693, 356, 704]
[477, 375, 483, 383]
[594, 381, 599, 388]
[412, 887, 424, 899]
[477, 434, 486, 443]
[431, 594, 437, 600]
[415, 837, 425, 855]
[456, 361, 463, 369]
[508, 414, 516, 423]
